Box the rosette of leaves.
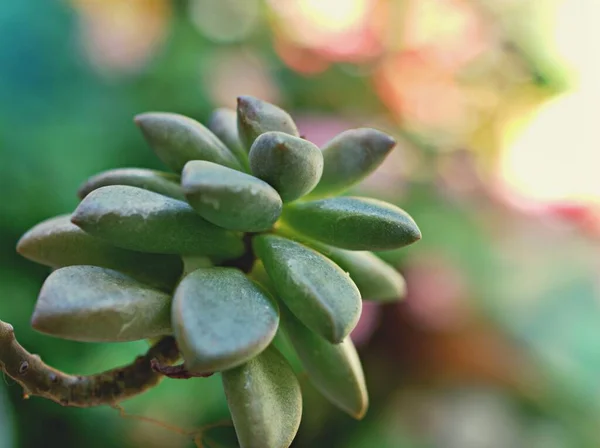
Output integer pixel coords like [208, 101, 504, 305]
[8, 95, 421, 448]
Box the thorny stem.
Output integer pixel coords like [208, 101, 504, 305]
[0, 320, 180, 407]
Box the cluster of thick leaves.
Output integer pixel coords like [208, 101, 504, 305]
[16, 96, 421, 448]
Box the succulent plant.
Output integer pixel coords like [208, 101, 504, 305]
[0, 95, 421, 448]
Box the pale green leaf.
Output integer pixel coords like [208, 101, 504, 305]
[282, 197, 421, 250]
[182, 161, 282, 232]
[32, 266, 172, 342]
[253, 234, 361, 343]
[72, 186, 244, 258]
[172, 268, 279, 374]
[222, 345, 302, 448]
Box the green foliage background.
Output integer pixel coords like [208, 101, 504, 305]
[2, 1, 599, 447]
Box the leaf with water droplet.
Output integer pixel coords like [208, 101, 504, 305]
[16, 215, 182, 292]
[281, 306, 368, 419]
[307, 128, 396, 199]
[249, 131, 323, 202]
[135, 112, 242, 172]
[222, 345, 301, 448]
[253, 234, 361, 343]
[182, 161, 282, 232]
[32, 266, 172, 342]
[172, 268, 279, 374]
[237, 95, 299, 150]
[72, 186, 244, 258]
[77, 168, 184, 200]
[282, 197, 421, 250]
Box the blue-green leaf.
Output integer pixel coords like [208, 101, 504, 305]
[281, 306, 368, 419]
[308, 128, 396, 199]
[249, 131, 323, 202]
[253, 234, 361, 343]
[182, 161, 282, 232]
[77, 168, 184, 200]
[135, 112, 242, 172]
[16, 215, 182, 292]
[72, 186, 244, 258]
[32, 266, 172, 342]
[236, 95, 299, 149]
[222, 345, 302, 448]
[208, 107, 250, 171]
[172, 268, 279, 374]
[282, 197, 421, 250]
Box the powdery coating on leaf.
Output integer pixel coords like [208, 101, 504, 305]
[222, 345, 302, 448]
[71, 185, 244, 258]
[182, 161, 282, 232]
[237, 96, 300, 150]
[135, 112, 242, 172]
[282, 196, 422, 251]
[309, 128, 396, 199]
[172, 268, 279, 374]
[253, 235, 361, 343]
[249, 131, 324, 202]
[32, 266, 172, 342]
[281, 307, 368, 419]
[16, 214, 182, 292]
[77, 168, 185, 200]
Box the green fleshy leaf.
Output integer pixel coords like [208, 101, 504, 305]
[253, 234, 361, 343]
[281, 197, 421, 251]
[208, 108, 250, 171]
[249, 131, 323, 202]
[236, 95, 299, 150]
[134, 112, 242, 172]
[72, 185, 244, 258]
[222, 345, 302, 448]
[281, 306, 368, 419]
[16, 215, 182, 292]
[307, 128, 396, 199]
[32, 266, 172, 342]
[182, 161, 282, 232]
[200, 425, 240, 448]
[296, 239, 406, 301]
[77, 168, 184, 201]
[172, 268, 279, 374]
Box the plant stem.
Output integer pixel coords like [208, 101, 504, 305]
[0, 320, 179, 407]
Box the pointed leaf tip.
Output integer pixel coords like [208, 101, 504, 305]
[281, 307, 368, 419]
[237, 96, 299, 150]
[253, 234, 361, 343]
[135, 112, 242, 172]
[172, 268, 279, 374]
[309, 128, 397, 198]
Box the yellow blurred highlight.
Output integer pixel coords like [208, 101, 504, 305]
[268, 0, 377, 59]
[499, 0, 600, 204]
[295, 0, 369, 34]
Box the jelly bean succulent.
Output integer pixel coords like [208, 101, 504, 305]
[0, 96, 421, 448]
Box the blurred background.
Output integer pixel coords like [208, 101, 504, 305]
[1, 0, 599, 447]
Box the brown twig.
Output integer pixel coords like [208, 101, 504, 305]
[0, 320, 180, 407]
[150, 359, 214, 379]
